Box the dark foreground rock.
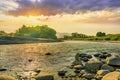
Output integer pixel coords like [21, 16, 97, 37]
[0, 73, 16, 80]
[85, 60, 103, 73]
[107, 57, 120, 67]
[101, 64, 114, 72]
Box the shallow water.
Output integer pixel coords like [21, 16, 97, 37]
[0, 41, 120, 79]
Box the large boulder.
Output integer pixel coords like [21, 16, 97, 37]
[107, 57, 120, 67]
[35, 72, 54, 80]
[101, 64, 114, 72]
[85, 60, 103, 73]
[97, 70, 110, 76]
[102, 72, 120, 80]
[0, 73, 16, 80]
[95, 70, 110, 80]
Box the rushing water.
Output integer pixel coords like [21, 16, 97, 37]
[0, 41, 120, 79]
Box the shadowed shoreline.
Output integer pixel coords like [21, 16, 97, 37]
[0, 36, 59, 45]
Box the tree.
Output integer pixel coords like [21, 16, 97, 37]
[96, 32, 106, 37]
[0, 31, 7, 36]
[15, 25, 57, 39]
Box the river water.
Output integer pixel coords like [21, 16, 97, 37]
[0, 41, 120, 79]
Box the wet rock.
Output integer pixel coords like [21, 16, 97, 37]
[74, 70, 80, 74]
[58, 71, 67, 77]
[80, 70, 87, 74]
[34, 69, 41, 74]
[97, 70, 110, 76]
[0, 73, 16, 80]
[0, 68, 7, 71]
[82, 73, 94, 79]
[101, 52, 108, 54]
[102, 72, 120, 80]
[105, 54, 112, 57]
[95, 75, 103, 80]
[35, 72, 54, 80]
[79, 53, 87, 58]
[81, 57, 89, 62]
[101, 64, 114, 72]
[107, 57, 120, 67]
[45, 52, 52, 55]
[116, 69, 120, 72]
[28, 59, 33, 62]
[86, 55, 92, 59]
[99, 54, 107, 59]
[72, 60, 82, 66]
[94, 53, 101, 57]
[85, 60, 103, 73]
[73, 65, 84, 70]
[75, 53, 81, 61]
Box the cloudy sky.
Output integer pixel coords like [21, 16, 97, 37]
[0, 0, 120, 35]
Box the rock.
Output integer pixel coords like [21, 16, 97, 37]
[0, 68, 7, 71]
[85, 60, 103, 73]
[35, 72, 54, 80]
[80, 70, 87, 74]
[81, 57, 89, 62]
[79, 53, 87, 58]
[102, 72, 120, 80]
[74, 70, 80, 74]
[97, 70, 110, 76]
[72, 60, 83, 66]
[75, 53, 80, 61]
[94, 53, 101, 57]
[101, 52, 108, 54]
[99, 52, 112, 59]
[73, 65, 84, 70]
[34, 69, 41, 74]
[45, 52, 52, 55]
[116, 69, 120, 72]
[107, 57, 120, 67]
[86, 55, 92, 59]
[28, 59, 33, 62]
[95, 75, 103, 80]
[0, 73, 16, 80]
[82, 73, 94, 79]
[99, 54, 107, 59]
[101, 64, 114, 72]
[58, 71, 67, 77]
[105, 54, 112, 57]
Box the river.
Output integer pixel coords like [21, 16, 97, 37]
[0, 41, 120, 79]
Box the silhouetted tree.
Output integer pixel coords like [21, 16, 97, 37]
[96, 32, 106, 37]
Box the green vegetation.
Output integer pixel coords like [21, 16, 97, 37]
[0, 25, 57, 39]
[96, 32, 106, 37]
[15, 25, 57, 39]
[0, 26, 120, 41]
[63, 32, 120, 41]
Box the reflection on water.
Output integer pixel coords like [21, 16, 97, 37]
[0, 41, 120, 79]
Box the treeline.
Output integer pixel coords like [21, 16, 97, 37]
[0, 25, 57, 39]
[63, 32, 120, 41]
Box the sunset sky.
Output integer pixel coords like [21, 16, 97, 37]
[0, 0, 120, 35]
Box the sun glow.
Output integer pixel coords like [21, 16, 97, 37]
[25, 9, 40, 16]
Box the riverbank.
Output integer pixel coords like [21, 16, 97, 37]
[64, 40, 120, 44]
[0, 36, 59, 45]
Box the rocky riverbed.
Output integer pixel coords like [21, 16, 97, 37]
[0, 41, 120, 80]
